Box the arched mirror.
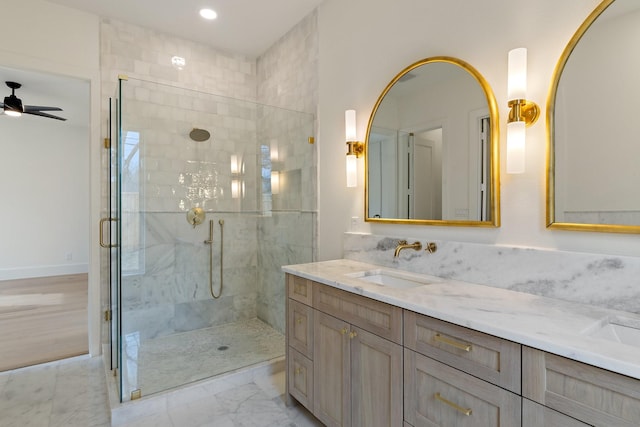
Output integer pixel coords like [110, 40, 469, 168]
[365, 56, 500, 226]
[548, 0, 640, 233]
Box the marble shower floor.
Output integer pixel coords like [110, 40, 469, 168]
[123, 318, 285, 398]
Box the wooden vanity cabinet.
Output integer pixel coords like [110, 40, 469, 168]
[286, 275, 314, 410]
[286, 273, 640, 427]
[523, 346, 640, 427]
[286, 275, 403, 427]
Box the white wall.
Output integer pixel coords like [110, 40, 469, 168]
[317, 0, 640, 260]
[0, 118, 89, 279]
[0, 0, 101, 355]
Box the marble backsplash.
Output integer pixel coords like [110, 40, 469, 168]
[343, 232, 640, 315]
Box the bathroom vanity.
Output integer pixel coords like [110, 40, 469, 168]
[283, 259, 640, 427]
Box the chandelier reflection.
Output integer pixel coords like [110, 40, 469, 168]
[178, 160, 222, 211]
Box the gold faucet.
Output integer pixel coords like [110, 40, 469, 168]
[394, 240, 422, 257]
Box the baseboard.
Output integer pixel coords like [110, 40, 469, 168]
[0, 264, 89, 281]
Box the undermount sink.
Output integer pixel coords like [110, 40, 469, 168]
[346, 269, 442, 289]
[582, 315, 640, 347]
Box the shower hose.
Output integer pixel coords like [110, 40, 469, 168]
[205, 219, 224, 299]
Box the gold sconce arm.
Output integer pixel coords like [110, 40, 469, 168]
[346, 140, 364, 158]
[507, 99, 539, 126]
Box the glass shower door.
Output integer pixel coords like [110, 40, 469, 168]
[105, 90, 122, 401]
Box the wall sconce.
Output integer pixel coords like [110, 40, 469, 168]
[271, 171, 280, 195]
[345, 109, 364, 188]
[507, 48, 539, 174]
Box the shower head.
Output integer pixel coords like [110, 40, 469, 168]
[189, 128, 211, 142]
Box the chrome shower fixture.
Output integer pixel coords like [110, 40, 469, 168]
[189, 128, 211, 142]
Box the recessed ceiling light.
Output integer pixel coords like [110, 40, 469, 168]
[199, 8, 218, 20]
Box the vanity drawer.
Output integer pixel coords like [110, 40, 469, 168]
[522, 399, 591, 427]
[404, 310, 521, 393]
[288, 347, 313, 411]
[313, 282, 403, 344]
[288, 299, 313, 358]
[287, 273, 313, 306]
[523, 347, 640, 427]
[404, 349, 521, 427]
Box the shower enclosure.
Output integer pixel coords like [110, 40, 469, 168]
[107, 77, 316, 401]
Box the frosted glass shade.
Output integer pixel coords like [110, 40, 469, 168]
[345, 110, 357, 141]
[346, 154, 357, 187]
[506, 121, 525, 174]
[508, 48, 527, 100]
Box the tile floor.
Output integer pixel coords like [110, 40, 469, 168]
[0, 355, 322, 427]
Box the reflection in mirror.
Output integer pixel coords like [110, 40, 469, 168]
[548, 0, 640, 233]
[365, 57, 500, 226]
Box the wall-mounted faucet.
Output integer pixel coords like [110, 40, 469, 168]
[393, 240, 438, 258]
[394, 240, 422, 257]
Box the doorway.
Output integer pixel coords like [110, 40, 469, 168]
[0, 65, 90, 371]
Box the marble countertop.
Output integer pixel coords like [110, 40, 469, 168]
[283, 259, 640, 380]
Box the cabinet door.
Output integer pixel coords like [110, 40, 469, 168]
[523, 347, 640, 427]
[404, 349, 521, 427]
[522, 399, 592, 427]
[288, 348, 314, 411]
[314, 311, 351, 427]
[351, 327, 403, 427]
[288, 299, 313, 358]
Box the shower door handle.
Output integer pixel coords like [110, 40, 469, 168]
[99, 217, 118, 248]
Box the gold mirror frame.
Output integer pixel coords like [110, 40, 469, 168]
[364, 56, 500, 227]
[546, 0, 640, 233]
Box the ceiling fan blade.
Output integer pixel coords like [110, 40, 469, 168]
[23, 110, 67, 121]
[23, 105, 63, 112]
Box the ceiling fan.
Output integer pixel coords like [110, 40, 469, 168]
[1, 81, 66, 121]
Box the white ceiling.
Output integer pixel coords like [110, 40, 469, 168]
[44, 0, 324, 58]
[1, 1, 323, 126]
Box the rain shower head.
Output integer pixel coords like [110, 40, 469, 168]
[189, 128, 211, 142]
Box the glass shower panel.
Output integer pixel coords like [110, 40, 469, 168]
[117, 78, 315, 400]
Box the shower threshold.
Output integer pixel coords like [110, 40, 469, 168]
[122, 318, 285, 398]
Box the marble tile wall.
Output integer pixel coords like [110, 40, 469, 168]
[344, 232, 640, 315]
[99, 11, 320, 342]
[121, 212, 259, 340]
[100, 17, 261, 345]
[256, 11, 319, 333]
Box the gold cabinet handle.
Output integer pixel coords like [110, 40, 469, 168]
[434, 393, 472, 416]
[296, 317, 303, 324]
[99, 217, 118, 248]
[349, 330, 358, 339]
[434, 333, 472, 352]
[340, 327, 348, 335]
[295, 368, 302, 375]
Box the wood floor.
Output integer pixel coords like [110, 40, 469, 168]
[0, 274, 88, 372]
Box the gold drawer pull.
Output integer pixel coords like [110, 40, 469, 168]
[434, 333, 472, 352]
[349, 331, 358, 339]
[296, 317, 303, 324]
[434, 392, 472, 416]
[340, 327, 348, 335]
[295, 368, 302, 375]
